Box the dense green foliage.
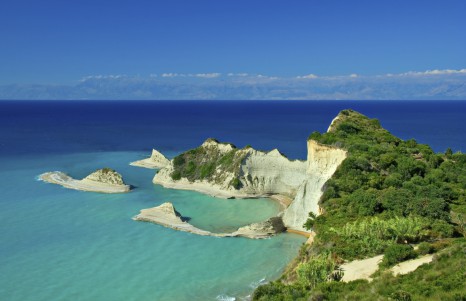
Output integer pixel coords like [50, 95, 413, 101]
[169, 139, 246, 188]
[254, 110, 466, 300]
[320, 216, 454, 259]
[380, 244, 416, 268]
[308, 110, 465, 258]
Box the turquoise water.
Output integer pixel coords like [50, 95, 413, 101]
[0, 151, 305, 301]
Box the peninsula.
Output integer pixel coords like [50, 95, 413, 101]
[39, 168, 131, 193]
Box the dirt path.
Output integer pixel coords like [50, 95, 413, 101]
[340, 253, 435, 282]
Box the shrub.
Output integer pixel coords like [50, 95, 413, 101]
[297, 253, 338, 289]
[391, 290, 412, 301]
[230, 178, 242, 189]
[417, 242, 433, 255]
[381, 244, 416, 268]
[173, 155, 185, 167]
[171, 170, 181, 181]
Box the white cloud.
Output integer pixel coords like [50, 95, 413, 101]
[194, 73, 221, 78]
[349, 73, 358, 78]
[80, 74, 126, 81]
[227, 73, 249, 77]
[297, 74, 318, 79]
[161, 73, 183, 78]
[395, 68, 466, 77]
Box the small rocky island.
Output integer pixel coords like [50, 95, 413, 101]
[39, 168, 131, 193]
[130, 149, 170, 169]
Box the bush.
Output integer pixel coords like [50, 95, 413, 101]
[417, 242, 433, 255]
[381, 244, 416, 268]
[297, 253, 337, 289]
[171, 170, 181, 180]
[230, 178, 242, 189]
[391, 290, 412, 301]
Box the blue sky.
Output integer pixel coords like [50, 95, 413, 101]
[1, 0, 466, 85]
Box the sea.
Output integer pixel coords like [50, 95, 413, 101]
[0, 100, 465, 301]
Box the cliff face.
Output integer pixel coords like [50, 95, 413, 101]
[153, 139, 307, 198]
[239, 149, 307, 196]
[282, 140, 347, 231]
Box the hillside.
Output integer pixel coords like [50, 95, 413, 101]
[253, 109, 466, 300]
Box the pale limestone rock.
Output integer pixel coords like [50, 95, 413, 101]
[233, 217, 286, 238]
[130, 149, 170, 169]
[282, 140, 347, 231]
[83, 168, 124, 185]
[239, 149, 307, 196]
[39, 169, 130, 193]
[153, 142, 307, 199]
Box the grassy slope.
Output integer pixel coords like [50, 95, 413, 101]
[253, 109, 466, 300]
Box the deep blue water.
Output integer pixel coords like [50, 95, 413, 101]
[1, 100, 464, 159]
[0, 100, 465, 301]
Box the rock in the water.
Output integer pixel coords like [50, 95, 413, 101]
[234, 217, 286, 238]
[83, 168, 125, 185]
[39, 168, 130, 193]
[130, 149, 170, 169]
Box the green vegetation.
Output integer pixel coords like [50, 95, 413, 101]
[253, 110, 466, 300]
[169, 139, 247, 188]
[305, 240, 466, 301]
[380, 244, 416, 268]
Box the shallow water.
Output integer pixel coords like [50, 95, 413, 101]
[0, 151, 305, 301]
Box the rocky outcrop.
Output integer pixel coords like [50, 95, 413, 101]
[39, 168, 130, 193]
[233, 217, 286, 238]
[133, 202, 286, 239]
[153, 139, 307, 199]
[133, 202, 213, 236]
[283, 140, 347, 231]
[130, 149, 170, 169]
[83, 168, 125, 185]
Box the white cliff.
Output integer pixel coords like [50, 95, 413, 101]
[283, 140, 347, 231]
[239, 149, 307, 197]
[130, 149, 170, 169]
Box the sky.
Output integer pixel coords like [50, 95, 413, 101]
[1, 0, 466, 86]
